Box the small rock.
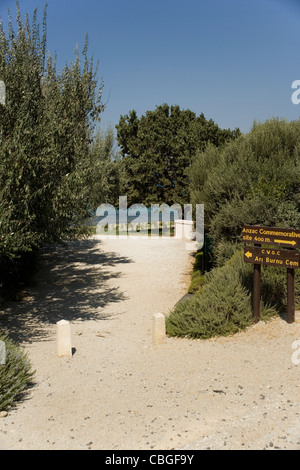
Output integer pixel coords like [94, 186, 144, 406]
[0, 411, 8, 418]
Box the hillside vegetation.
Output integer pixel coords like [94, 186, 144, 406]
[166, 118, 300, 339]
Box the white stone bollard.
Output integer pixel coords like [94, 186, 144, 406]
[57, 320, 72, 357]
[175, 220, 183, 239]
[152, 313, 166, 345]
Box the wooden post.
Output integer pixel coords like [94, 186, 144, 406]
[287, 268, 295, 324]
[253, 242, 261, 322]
[253, 263, 261, 322]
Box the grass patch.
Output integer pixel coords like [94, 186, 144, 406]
[0, 333, 35, 411]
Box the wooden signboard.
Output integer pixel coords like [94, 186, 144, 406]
[244, 246, 300, 269]
[243, 225, 300, 324]
[242, 225, 300, 249]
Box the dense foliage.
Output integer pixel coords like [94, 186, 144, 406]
[167, 118, 300, 339]
[0, 3, 106, 295]
[0, 333, 35, 411]
[189, 118, 300, 262]
[1, 3, 299, 396]
[116, 103, 240, 206]
[0, 3, 103, 265]
[89, 126, 124, 208]
[166, 250, 283, 339]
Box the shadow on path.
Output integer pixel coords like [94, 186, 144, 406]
[0, 239, 133, 344]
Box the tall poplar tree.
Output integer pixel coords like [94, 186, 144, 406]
[0, 2, 104, 290]
[0, 2, 104, 264]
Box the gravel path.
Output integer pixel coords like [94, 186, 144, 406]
[0, 236, 300, 450]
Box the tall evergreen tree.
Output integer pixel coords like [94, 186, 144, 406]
[0, 2, 104, 264]
[116, 103, 240, 206]
[89, 126, 123, 207]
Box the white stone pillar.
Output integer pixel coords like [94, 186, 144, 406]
[174, 220, 183, 239]
[57, 320, 72, 357]
[152, 313, 166, 345]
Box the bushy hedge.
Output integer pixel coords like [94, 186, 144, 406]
[166, 253, 253, 339]
[0, 333, 35, 411]
[166, 249, 298, 339]
[168, 118, 300, 340]
[187, 251, 205, 294]
[189, 118, 300, 253]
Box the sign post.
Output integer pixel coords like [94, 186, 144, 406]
[253, 260, 261, 323]
[242, 225, 300, 323]
[287, 268, 295, 324]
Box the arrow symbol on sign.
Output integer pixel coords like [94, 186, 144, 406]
[245, 251, 253, 258]
[274, 239, 296, 246]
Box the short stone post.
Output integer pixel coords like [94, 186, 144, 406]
[174, 220, 183, 239]
[57, 320, 72, 357]
[152, 313, 166, 345]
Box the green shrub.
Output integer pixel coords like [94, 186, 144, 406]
[169, 116, 300, 341]
[0, 4, 104, 268]
[188, 270, 205, 294]
[166, 251, 253, 339]
[261, 265, 300, 311]
[213, 246, 300, 312]
[188, 118, 300, 247]
[0, 333, 35, 411]
[213, 240, 242, 267]
[166, 250, 282, 339]
[187, 251, 205, 294]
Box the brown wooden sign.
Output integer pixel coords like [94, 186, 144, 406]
[242, 224, 300, 324]
[242, 225, 300, 249]
[244, 246, 300, 269]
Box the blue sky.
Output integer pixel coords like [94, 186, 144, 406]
[1, 0, 300, 134]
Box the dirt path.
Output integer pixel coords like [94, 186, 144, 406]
[0, 236, 300, 450]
